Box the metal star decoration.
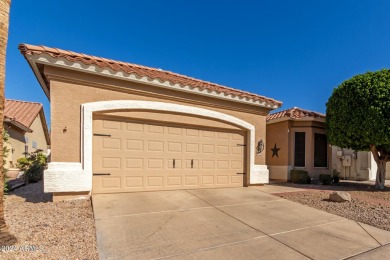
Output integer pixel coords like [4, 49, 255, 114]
[271, 143, 280, 158]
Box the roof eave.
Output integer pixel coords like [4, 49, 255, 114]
[23, 55, 50, 100]
[267, 116, 326, 124]
[24, 53, 282, 110]
[4, 117, 33, 133]
[38, 109, 51, 145]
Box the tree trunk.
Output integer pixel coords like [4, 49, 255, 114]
[0, 0, 11, 231]
[371, 145, 388, 189]
[375, 160, 386, 189]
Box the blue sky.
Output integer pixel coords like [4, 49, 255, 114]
[5, 0, 390, 127]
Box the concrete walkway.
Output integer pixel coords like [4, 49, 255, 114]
[93, 187, 390, 259]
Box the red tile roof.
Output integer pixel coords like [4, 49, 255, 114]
[19, 44, 282, 107]
[4, 99, 42, 129]
[267, 107, 325, 122]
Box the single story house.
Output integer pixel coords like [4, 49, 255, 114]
[19, 44, 282, 200]
[266, 107, 331, 181]
[266, 107, 387, 182]
[4, 99, 50, 174]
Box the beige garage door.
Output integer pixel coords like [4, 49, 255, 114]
[92, 118, 246, 194]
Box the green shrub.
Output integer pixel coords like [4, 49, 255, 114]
[17, 149, 47, 183]
[291, 170, 310, 184]
[319, 174, 333, 185]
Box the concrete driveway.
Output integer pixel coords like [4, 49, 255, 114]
[92, 187, 390, 259]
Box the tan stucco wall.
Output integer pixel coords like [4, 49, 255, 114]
[4, 115, 48, 168]
[266, 121, 289, 166]
[45, 66, 269, 165]
[4, 125, 25, 168]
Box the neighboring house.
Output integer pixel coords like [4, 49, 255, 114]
[266, 107, 331, 181]
[4, 99, 50, 170]
[266, 107, 383, 182]
[19, 44, 282, 201]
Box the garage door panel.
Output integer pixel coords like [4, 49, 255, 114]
[126, 122, 144, 132]
[185, 176, 199, 186]
[201, 160, 215, 169]
[125, 158, 144, 169]
[185, 129, 199, 137]
[216, 175, 229, 185]
[94, 177, 122, 189]
[102, 120, 121, 130]
[102, 138, 121, 149]
[147, 124, 164, 134]
[167, 159, 182, 169]
[216, 160, 229, 169]
[217, 145, 229, 154]
[201, 176, 214, 185]
[167, 142, 182, 152]
[167, 176, 182, 187]
[231, 175, 243, 184]
[217, 132, 229, 139]
[126, 139, 144, 151]
[147, 159, 164, 169]
[93, 119, 246, 193]
[202, 130, 215, 138]
[125, 177, 143, 188]
[231, 146, 243, 155]
[147, 140, 164, 151]
[167, 126, 182, 135]
[185, 159, 198, 169]
[147, 176, 164, 187]
[101, 157, 121, 169]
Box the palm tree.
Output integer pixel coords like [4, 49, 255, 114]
[0, 0, 11, 234]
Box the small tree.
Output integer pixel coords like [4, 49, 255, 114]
[326, 69, 390, 189]
[17, 149, 47, 183]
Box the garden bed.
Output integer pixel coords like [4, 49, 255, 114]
[274, 181, 390, 232]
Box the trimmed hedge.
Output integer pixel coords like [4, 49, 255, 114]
[319, 174, 333, 185]
[290, 170, 310, 184]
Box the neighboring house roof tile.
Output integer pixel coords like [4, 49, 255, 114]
[267, 107, 326, 122]
[4, 99, 51, 145]
[4, 99, 42, 129]
[18, 44, 282, 108]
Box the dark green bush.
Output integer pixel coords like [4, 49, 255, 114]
[319, 174, 333, 185]
[17, 149, 47, 183]
[291, 170, 310, 184]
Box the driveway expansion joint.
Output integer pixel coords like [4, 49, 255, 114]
[356, 222, 383, 246]
[184, 189, 313, 260]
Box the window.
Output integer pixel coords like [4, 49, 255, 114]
[294, 132, 305, 167]
[314, 133, 328, 167]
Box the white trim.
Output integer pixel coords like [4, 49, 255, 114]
[28, 54, 280, 109]
[45, 100, 269, 193]
[82, 100, 256, 186]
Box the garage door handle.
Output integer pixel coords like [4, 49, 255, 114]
[236, 172, 246, 175]
[173, 159, 175, 169]
[93, 133, 111, 137]
[191, 159, 193, 168]
[93, 173, 111, 176]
